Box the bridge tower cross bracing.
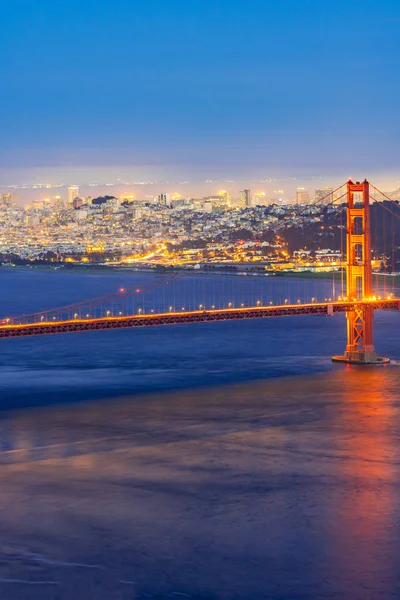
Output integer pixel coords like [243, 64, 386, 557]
[333, 179, 389, 364]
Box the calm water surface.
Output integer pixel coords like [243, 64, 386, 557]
[1, 269, 400, 599]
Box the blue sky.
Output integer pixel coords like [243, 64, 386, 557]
[1, 0, 399, 184]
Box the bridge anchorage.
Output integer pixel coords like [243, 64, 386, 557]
[332, 179, 390, 365]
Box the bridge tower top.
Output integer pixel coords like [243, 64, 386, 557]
[346, 179, 373, 301]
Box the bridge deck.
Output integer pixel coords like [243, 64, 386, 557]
[0, 300, 398, 338]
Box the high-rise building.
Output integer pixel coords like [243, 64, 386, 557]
[252, 192, 266, 206]
[73, 197, 83, 209]
[315, 188, 333, 205]
[296, 188, 310, 205]
[1, 193, 16, 208]
[158, 193, 171, 206]
[217, 190, 231, 206]
[68, 186, 79, 205]
[240, 189, 251, 207]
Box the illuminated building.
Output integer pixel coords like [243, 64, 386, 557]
[1, 193, 16, 208]
[218, 190, 231, 206]
[315, 188, 334, 205]
[296, 188, 310, 205]
[253, 192, 266, 206]
[86, 244, 104, 254]
[158, 193, 171, 206]
[68, 186, 79, 205]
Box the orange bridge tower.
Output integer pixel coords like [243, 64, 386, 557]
[332, 179, 389, 365]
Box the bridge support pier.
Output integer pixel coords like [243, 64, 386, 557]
[332, 304, 389, 364]
[332, 179, 390, 365]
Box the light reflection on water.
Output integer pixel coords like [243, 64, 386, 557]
[1, 370, 400, 598]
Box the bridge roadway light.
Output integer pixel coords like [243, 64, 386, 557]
[312, 297, 315, 303]
[138, 308, 142, 314]
[74, 313, 78, 319]
[228, 302, 232, 308]
[284, 299, 288, 304]
[169, 306, 173, 312]
[199, 304, 203, 310]
[257, 300, 261, 306]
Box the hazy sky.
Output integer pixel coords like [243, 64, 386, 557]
[1, 0, 400, 186]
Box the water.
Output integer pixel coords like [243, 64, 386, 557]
[1, 269, 400, 599]
[0, 268, 397, 410]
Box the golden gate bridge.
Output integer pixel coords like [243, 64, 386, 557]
[1, 179, 400, 365]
